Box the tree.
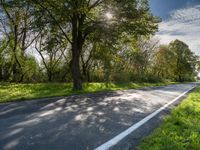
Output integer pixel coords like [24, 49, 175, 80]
[31, 0, 159, 90]
[153, 45, 175, 80]
[35, 29, 67, 82]
[0, 0, 38, 82]
[169, 40, 198, 81]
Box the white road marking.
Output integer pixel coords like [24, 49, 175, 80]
[95, 85, 197, 150]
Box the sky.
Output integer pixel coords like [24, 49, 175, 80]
[150, 0, 200, 56]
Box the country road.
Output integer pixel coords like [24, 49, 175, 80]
[0, 83, 197, 150]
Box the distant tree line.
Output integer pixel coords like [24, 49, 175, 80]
[0, 0, 199, 90]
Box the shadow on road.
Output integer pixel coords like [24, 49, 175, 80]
[0, 83, 194, 150]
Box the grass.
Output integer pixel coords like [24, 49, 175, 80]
[0, 82, 177, 103]
[137, 86, 200, 150]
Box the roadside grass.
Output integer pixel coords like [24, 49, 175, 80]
[137, 86, 200, 150]
[0, 82, 177, 103]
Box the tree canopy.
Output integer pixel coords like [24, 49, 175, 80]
[0, 0, 199, 89]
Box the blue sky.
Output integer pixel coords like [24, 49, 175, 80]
[150, 0, 200, 55]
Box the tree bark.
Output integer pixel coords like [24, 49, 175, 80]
[71, 47, 82, 90]
[12, 25, 22, 82]
[71, 14, 83, 90]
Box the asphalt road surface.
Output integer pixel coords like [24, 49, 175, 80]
[0, 83, 197, 150]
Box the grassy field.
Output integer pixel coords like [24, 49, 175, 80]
[137, 86, 200, 150]
[0, 82, 177, 103]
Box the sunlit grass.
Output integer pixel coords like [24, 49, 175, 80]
[0, 82, 177, 103]
[137, 86, 200, 150]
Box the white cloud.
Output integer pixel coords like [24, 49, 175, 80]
[156, 5, 200, 56]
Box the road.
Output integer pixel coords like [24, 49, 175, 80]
[0, 83, 197, 150]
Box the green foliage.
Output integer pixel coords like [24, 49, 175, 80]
[152, 40, 199, 82]
[0, 0, 199, 88]
[137, 86, 200, 150]
[169, 40, 198, 82]
[153, 45, 176, 79]
[22, 56, 40, 82]
[28, 0, 159, 90]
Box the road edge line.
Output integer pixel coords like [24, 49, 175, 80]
[94, 85, 197, 150]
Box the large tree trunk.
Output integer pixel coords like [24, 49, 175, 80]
[12, 24, 22, 82]
[71, 47, 82, 90]
[71, 14, 83, 90]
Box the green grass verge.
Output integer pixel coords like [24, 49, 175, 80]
[137, 86, 200, 150]
[0, 82, 177, 103]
